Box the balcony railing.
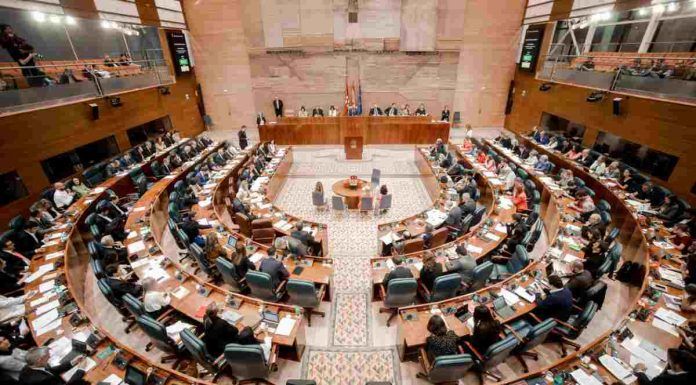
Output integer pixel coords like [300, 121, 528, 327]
[537, 52, 696, 104]
[0, 57, 174, 116]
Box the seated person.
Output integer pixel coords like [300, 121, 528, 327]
[414, 103, 427, 116]
[382, 256, 414, 287]
[0, 259, 21, 295]
[603, 161, 621, 179]
[446, 244, 476, 289]
[565, 144, 583, 160]
[468, 305, 502, 354]
[582, 213, 606, 239]
[536, 130, 550, 145]
[633, 182, 664, 208]
[231, 243, 256, 279]
[0, 239, 30, 278]
[514, 143, 530, 159]
[95, 205, 126, 241]
[203, 233, 225, 264]
[0, 335, 27, 381]
[589, 156, 607, 176]
[445, 205, 462, 229]
[369, 104, 383, 116]
[460, 193, 477, 216]
[431, 138, 447, 157]
[565, 260, 594, 299]
[632, 348, 695, 385]
[425, 315, 459, 359]
[569, 190, 595, 220]
[327, 105, 338, 117]
[384, 103, 399, 116]
[533, 155, 552, 173]
[421, 224, 434, 248]
[533, 274, 573, 322]
[311, 106, 323, 117]
[557, 169, 576, 191]
[297, 106, 309, 117]
[511, 181, 528, 213]
[583, 229, 608, 276]
[70, 178, 91, 198]
[99, 235, 128, 266]
[259, 247, 289, 288]
[499, 163, 516, 192]
[577, 149, 594, 168]
[13, 221, 42, 257]
[525, 150, 539, 166]
[52, 182, 75, 210]
[617, 169, 639, 194]
[142, 277, 170, 316]
[104, 265, 142, 298]
[202, 302, 239, 357]
[657, 195, 683, 225]
[670, 224, 692, 252]
[420, 251, 443, 292]
[19, 347, 89, 385]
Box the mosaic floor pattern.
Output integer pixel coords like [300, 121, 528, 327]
[301, 346, 401, 385]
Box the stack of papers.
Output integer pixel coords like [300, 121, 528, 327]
[570, 368, 603, 385]
[599, 354, 637, 385]
[127, 240, 146, 254]
[499, 288, 521, 306]
[622, 337, 666, 379]
[45, 251, 63, 261]
[466, 244, 483, 255]
[514, 286, 536, 303]
[165, 321, 194, 340]
[274, 317, 296, 336]
[380, 232, 401, 245]
[61, 358, 96, 382]
[249, 252, 264, 264]
[425, 209, 448, 227]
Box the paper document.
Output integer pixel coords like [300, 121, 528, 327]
[35, 300, 61, 316]
[599, 354, 637, 384]
[654, 307, 686, 326]
[61, 358, 96, 382]
[45, 251, 63, 260]
[39, 280, 55, 293]
[275, 317, 296, 336]
[499, 289, 520, 306]
[466, 244, 483, 255]
[31, 308, 60, 330]
[514, 287, 536, 303]
[570, 368, 603, 385]
[127, 240, 146, 254]
[171, 286, 190, 300]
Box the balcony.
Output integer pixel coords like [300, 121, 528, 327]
[0, 58, 174, 116]
[537, 52, 696, 105]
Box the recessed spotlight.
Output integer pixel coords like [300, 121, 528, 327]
[49, 15, 61, 24]
[101, 20, 111, 28]
[65, 16, 76, 25]
[653, 4, 666, 13]
[667, 2, 679, 12]
[638, 8, 649, 16]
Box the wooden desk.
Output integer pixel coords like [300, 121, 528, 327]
[332, 178, 370, 209]
[259, 116, 450, 145]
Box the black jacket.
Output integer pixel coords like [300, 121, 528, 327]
[0, 250, 29, 275]
[203, 315, 239, 357]
[420, 264, 444, 291]
[382, 265, 413, 286]
[369, 107, 383, 116]
[19, 361, 86, 385]
[13, 230, 41, 257]
[565, 270, 594, 299]
[273, 99, 283, 116]
[290, 230, 314, 246]
[636, 370, 693, 385]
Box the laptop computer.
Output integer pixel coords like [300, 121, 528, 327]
[123, 365, 147, 385]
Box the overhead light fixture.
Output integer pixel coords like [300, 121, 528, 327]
[653, 4, 666, 13]
[539, 83, 552, 92]
[101, 20, 111, 28]
[32, 11, 46, 22]
[586, 91, 605, 103]
[667, 2, 679, 12]
[638, 7, 649, 16]
[65, 16, 76, 25]
[110, 21, 119, 28]
[49, 15, 61, 24]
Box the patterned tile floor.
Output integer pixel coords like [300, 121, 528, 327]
[272, 146, 432, 382]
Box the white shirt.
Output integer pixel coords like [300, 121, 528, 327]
[328, 109, 338, 117]
[503, 170, 516, 190]
[298, 110, 309, 117]
[0, 295, 25, 324]
[143, 291, 170, 313]
[0, 348, 27, 379]
[53, 189, 74, 208]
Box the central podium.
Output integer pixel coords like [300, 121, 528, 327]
[344, 136, 363, 159]
[259, 116, 450, 145]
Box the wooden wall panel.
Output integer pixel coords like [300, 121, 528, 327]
[504, 70, 696, 203]
[0, 73, 205, 227]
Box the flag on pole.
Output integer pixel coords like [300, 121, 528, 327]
[350, 82, 357, 111]
[343, 80, 350, 115]
[356, 82, 363, 116]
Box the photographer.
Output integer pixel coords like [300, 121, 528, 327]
[0, 24, 51, 87]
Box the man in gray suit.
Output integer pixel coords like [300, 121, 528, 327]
[259, 247, 289, 288]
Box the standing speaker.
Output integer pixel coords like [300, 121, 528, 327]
[89, 103, 99, 120]
[612, 97, 622, 116]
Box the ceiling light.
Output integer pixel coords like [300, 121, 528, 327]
[49, 15, 61, 24]
[65, 16, 76, 25]
[638, 8, 649, 16]
[32, 12, 46, 22]
[667, 2, 679, 12]
[653, 4, 666, 13]
[110, 21, 119, 28]
[101, 20, 111, 28]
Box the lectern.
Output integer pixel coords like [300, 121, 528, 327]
[344, 136, 363, 160]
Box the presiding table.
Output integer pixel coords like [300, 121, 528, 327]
[259, 116, 450, 145]
[332, 178, 371, 209]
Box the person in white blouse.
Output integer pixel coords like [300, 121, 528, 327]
[589, 155, 607, 176]
[237, 180, 251, 202]
[52, 182, 75, 210]
[525, 150, 539, 166]
[499, 162, 516, 191]
[327, 105, 338, 117]
[142, 278, 170, 315]
[298, 106, 309, 117]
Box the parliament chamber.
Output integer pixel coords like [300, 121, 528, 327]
[0, 1, 695, 385]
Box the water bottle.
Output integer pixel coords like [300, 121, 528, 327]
[608, 334, 618, 358]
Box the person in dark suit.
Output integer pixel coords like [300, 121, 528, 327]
[633, 348, 695, 385]
[382, 256, 414, 286]
[1, 238, 30, 277]
[533, 275, 574, 322]
[104, 265, 142, 298]
[95, 206, 126, 241]
[290, 222, 314, 246]
[368, 104, 383, 116]
[564, 261, 594, 299]
[19, 347, 89, 385]
[0, 259, 21, 294]
[311, 106, 324, 117]
[459, 194, 477, 217]
[445, 205, 462, 229]
[238, 125, 248, 150]
[468, 305, 502, 354]
[420, 251, 443, 291]
[13, 221, 42, 257]
[441, 105, 450, 122]
[414, 103, 427, 116]
[384, 103, 398, 116]
[259, 247, 289, 288]
[256, 112, 267, 126]
[202, 302, 239, 357]
[272, 97, 283, 118]
[99, 235, 128, 266]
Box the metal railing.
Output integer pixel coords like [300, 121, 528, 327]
[0, 57, 174, 115]
[537, 52, 696, 103]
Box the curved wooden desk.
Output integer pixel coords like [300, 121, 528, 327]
[259, 115, 450, 145]
[332, 178, 370, 209]
[23, 138, 217, 385]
